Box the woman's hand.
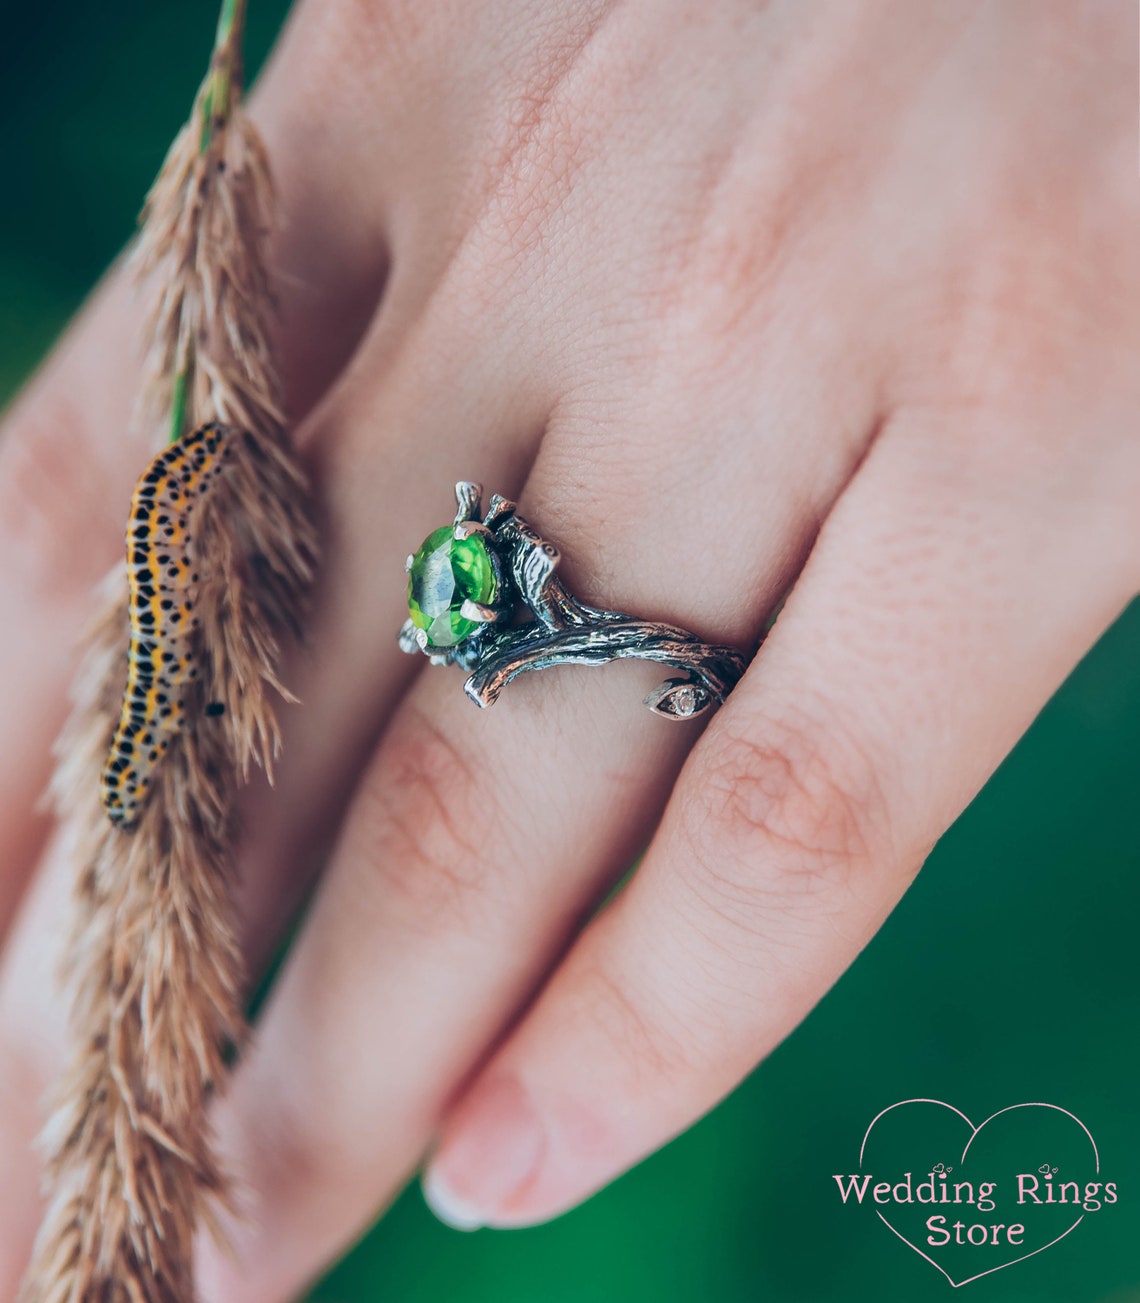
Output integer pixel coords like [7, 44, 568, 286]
[0, 2, 1135, 1300]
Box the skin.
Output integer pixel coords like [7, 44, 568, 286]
[0, 1, 1136, 1299]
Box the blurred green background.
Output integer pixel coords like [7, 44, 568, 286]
[0, 3, 1135, 1300]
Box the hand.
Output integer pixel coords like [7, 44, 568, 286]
[0, 2, 1135, 1300]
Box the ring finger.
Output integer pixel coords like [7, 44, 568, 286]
[195, 328, 882, 1303]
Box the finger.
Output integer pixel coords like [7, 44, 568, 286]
[195, 320, 886, 1303]
[0, 0, 393, 945]
[423, 407, 1138, 1228]
[226, 260, 560, 977]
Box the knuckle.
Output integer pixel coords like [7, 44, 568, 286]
[684, 705, 888, 914]
[660, 183, 790, 357]
[344, 706, 503, 930]
[236, 1084, 371, 1206]
[573, 957, 698, 1084]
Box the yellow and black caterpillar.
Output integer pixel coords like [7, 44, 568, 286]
[101, 422, 232, 828]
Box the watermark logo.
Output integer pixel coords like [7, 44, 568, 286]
[832, 1100, 1118, 1286]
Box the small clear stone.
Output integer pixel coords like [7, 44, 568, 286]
[673, 686, 697, 716]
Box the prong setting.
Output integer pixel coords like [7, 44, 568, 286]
[454, 520, 495, 542]
[459, 599, 501, 624]
[453, 481, 483, 525]
[398, 619, 420, 655]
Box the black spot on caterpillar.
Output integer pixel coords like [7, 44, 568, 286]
[101, 423, 233, 828]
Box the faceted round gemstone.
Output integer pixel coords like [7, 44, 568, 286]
[407, 525, 498, 648]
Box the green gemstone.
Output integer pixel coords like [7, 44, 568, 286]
[407, 525, 498, 648]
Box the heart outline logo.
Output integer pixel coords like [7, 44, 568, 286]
[859, 1099, 1100, 1288]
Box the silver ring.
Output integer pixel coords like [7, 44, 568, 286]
[398, 482, 749, 719]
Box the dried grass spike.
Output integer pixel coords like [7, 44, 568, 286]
[20, 1, 318, 1299]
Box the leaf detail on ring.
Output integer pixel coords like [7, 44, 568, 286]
[644, 677, 712, 720]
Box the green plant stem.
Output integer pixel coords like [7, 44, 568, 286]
[215, 0, 245, 49]
[198, 0, 246, 154]
[170, 0, 246, 444]
[168, 350, 192, 448]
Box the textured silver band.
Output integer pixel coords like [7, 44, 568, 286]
[399, 482, 750, 719]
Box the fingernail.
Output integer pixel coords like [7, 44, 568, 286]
[421, 1168, 487, 1232]
[423, 1075, 545, 1231]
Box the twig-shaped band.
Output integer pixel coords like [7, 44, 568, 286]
[399, 483, 750, 719]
